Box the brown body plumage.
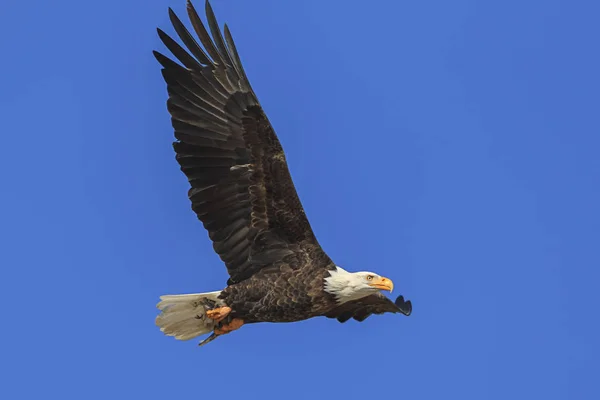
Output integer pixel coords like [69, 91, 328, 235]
[154, 0, 411, 345]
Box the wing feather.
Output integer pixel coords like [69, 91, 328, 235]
[325, 294, 413, 323]
[155, 1, 329, 283]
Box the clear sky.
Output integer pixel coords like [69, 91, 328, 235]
[1, 0, 598, 399]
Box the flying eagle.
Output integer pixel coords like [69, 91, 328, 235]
[154, 0, 412, 346]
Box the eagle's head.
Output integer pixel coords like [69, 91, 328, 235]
[324, 266, 394, 304]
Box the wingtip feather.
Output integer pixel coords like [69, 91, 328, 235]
[395, 295, 412, 316]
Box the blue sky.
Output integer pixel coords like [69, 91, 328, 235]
[1, 0, 598, 398]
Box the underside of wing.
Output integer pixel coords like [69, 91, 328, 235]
[154, 1, 329, 283]
[325, 293, 413, 323]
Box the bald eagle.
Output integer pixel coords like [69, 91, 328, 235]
[154, 0, 412, 346]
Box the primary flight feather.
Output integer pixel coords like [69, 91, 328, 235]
[154, 0, 412, 346]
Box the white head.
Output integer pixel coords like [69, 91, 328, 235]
[324, 266, 394, 304]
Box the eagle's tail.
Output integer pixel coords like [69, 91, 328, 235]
[155, 291, 225, 341]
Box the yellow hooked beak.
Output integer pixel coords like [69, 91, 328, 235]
[368, 276, 394, 293]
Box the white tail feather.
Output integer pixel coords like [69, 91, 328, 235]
[156, 291, 224, 341]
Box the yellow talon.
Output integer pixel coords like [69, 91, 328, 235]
[214, 318, 244, 335]
[205, 306, 231, 323]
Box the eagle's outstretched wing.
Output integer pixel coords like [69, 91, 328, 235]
[325, 294, 413, 323]
[154, 0, 330, 284]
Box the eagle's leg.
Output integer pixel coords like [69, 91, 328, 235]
[214, 318, 244, 335]
[205, 306, 232, 323]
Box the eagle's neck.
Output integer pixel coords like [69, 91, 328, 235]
[323, 266, 368, 304]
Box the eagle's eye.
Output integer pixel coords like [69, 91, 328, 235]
[366, 275, 374, 281]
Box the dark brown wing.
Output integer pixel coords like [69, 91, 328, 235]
[325, 294, 413, 323]
[154, 1, 329, 284]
